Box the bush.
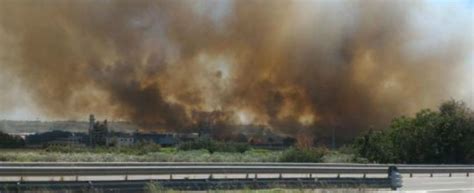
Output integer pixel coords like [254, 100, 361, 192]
[45, 141, 161, 155]
[178, 138, 217, 152]
[279, 147, 328, 163]
[178, 138, 250, 153]
[0, 148, 282, 162]
[218, 142, 250, 153]
[0, 131, 25, 148]
[159, 147, 177, 154]
[354, 100, 474, 164]
[134, 141, 161, 155]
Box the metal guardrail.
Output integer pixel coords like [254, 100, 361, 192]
[0, 162, 471, 176]
[0, 162, 471, 191]
[0, 165, 390, 176]
[1, 162, 471, 167]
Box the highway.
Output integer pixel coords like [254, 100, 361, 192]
[401, 174, 473, 191]
[2, 174, 471, 191]
[0, 162, 471, 192]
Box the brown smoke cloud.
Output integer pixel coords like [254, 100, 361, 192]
[0, 0, 472, 139]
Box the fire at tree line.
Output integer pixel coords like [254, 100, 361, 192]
[0, 100, 473, 164]
[1, 115, 297, 151]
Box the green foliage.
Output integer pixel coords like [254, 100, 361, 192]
[0, 131, 25, 148]
[160, 147, 177, 153]
[25, 130, 71, 146]
[354, 129, 396, 163]
[177, 138, 250, 153]
[0, 148, 282, 162]
[247, 148, 272, 155]
[178, 138, 217, 152]
[322, 146, 368, 163]
[279, 147, 328, 163]
[145, 182, 168, 193]
[354, 100, 474, 164]
[45, 141, 161, 155]
[134, 140, 162, 155]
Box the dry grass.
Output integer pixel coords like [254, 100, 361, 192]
[0, 149, 282, 162]
[0, 148, 360, 163]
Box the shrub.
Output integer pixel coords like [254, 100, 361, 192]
[178, 138, 250, 153]
[178, 138, 217, 152]
[217, 142, 250, 153]
[145, 182, 167, 193]
[45, 146, 87, 153]
[159, 147, 177, 153]
[134, 141, 161, 155]
[45, 141, 161, 155]
[354, 100, 474, 164]
[0, 148, 283, 162]
[279, 147, 328, 163]
[0, 131, 25, 148]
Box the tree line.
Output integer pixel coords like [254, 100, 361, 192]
[354, 100, 474, 164]
[1, 100, 472, 164]
[0, 131, 24, 148]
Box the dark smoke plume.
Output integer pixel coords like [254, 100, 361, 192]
[0, 0, 472, 139]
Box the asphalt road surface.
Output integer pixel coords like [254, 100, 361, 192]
[400, 175, 473, 192]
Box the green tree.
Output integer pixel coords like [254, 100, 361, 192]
[354, 100, 474, 164]
[355, 129, 395, 163]
[279, 147, 328, 163]
[0, 131, 25, 148]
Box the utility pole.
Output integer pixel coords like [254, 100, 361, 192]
[331, 127, 336, 149]
[89, 114, 95, 147]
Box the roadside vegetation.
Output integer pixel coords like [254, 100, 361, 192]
[45, 141, 162, 155]
[0, 131, 24, 148]
[145, 183, 369, 193]
[1, 100, 471, 164]
[145, 181, 371, 193]
[354, 100, 474, 164]
[0, 146, 361, 163]
[0, 133, 335, 162]
[178, 138, 250, 153]
[279, 147, 328, 163]
[0, 148, 282, 162]
[0, 186, 372, 193]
